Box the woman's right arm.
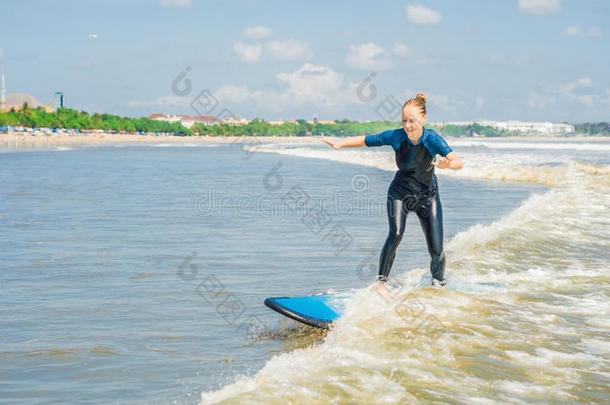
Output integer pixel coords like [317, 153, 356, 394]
[322, 129, 396, 149]
[320, 136, 366, 149]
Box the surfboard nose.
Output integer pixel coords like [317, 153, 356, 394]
[264, 295, 340, 329]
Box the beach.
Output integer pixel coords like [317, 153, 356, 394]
[1, 131, 609, 151]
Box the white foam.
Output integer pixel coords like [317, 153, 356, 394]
[244, 143, 593, 186]
[152, 143, 208, 147]
[494, 379, 576, 401]
[449, 139, 610, 152]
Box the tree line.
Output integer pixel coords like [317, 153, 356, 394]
[2, 105, 608, 137]
[0, 105, 190, 134]
[192, 119, 396, 137]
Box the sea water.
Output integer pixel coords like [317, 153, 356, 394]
[1, 138, 608, 404]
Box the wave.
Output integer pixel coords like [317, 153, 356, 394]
[152, 143, 213, 148]
[243, 143, 575, 186]
[449, 139, 610, 152]
[201, 147, 610, 404]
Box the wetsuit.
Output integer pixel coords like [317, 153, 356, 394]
[364, 127, 453, 284]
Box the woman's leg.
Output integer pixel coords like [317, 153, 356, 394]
[378, 194, 408, 282]
[417, 192, 446, 285]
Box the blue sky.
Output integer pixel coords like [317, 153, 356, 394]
[1, 0, 609, 122]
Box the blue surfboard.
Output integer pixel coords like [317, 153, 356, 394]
[264, 294, 344, 329]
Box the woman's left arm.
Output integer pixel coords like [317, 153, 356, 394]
[434, 152, 463, 170]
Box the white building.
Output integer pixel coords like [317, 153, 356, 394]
[222, 116, 250, 126]
[148, 113, 218, 128]
[433, 120, 575, 136]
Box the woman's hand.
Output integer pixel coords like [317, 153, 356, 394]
[433, 152, 463, 170]
[321, 136, 367, 149]
[433, 156, 451, 169]
[320, 137, 342, 149]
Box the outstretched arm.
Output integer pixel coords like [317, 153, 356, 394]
[320, 136, 366, 149]
[433, 151, 463, 170]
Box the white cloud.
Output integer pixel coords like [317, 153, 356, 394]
[266, 39, 313, 61]
[393, 43, 410, 58]
[127, 95, 190, 108]
[233, 41, 262, 64]
[518, 0, 560, 15]
[215, 85, 250, 104]
[406, 4, 441, 25]
[560, 77, 597, 106]
[346, 42, 393, 70]
[160, 0, 192, 8]
[564, 26, 602, 37]
[529, 77, 606, 110]
[276, 63, 344, 103]
[560, 77, 592, 94]
[399, 89, 480, 115]
[527, 93, 557, 109]
[244, 26, 272, 40]
[213, 63, 365, 112]
[428, 94, 453, 111]
[429, 94, 465, 112]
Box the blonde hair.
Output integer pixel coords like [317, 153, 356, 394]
[403, 92, 427, 116]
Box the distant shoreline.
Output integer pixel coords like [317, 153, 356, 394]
[1, 131, 609, 150]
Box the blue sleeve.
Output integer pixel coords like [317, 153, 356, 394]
[430, 132, 453, 157]
[364, 129, 394, 147]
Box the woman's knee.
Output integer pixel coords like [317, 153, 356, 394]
[385, 230, 404, 247]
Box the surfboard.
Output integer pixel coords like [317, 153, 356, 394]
[264, 294, 344, 329]
[265, 281, 506, 329]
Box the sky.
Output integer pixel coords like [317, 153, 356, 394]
[1, 0, 609, 122]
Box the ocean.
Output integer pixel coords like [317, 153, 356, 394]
[1, 137, 609, 404]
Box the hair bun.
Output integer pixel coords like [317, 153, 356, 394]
[415, 92, 427, 102]
[402, 92, 428, 115]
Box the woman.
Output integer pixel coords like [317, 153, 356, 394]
[321, 93, 463, 287]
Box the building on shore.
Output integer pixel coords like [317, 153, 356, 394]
[0, 93, 54, 113]
[148, 113, 256, 127]
[222, 116, 250, 126]
[148, 113, 218, 128]
[433, 120, 575, 136]
[268, 120, 288, 126]
[308, 117, 336, 125]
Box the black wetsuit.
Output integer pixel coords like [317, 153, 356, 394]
[364, 127, 453, 284]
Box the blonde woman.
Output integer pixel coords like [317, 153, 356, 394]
[322, 93, 463, 286]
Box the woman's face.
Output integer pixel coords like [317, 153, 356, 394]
[401, 105, 426, 136]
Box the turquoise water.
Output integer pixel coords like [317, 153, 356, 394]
[1, 139, 608, 404]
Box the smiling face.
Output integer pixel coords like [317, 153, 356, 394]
[401, 104, 426, 137]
